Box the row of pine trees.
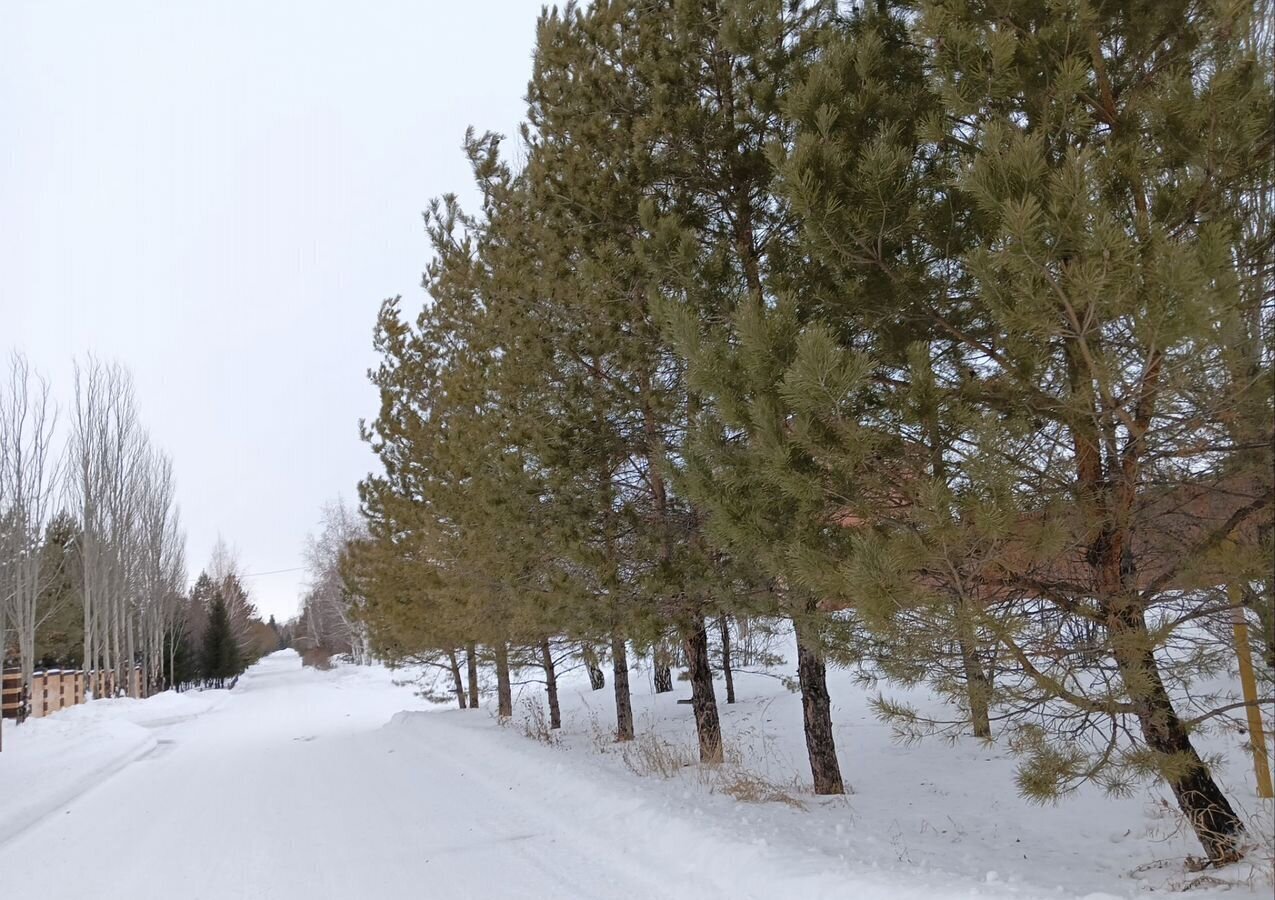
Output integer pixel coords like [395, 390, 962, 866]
[345, 0, 1273, 865]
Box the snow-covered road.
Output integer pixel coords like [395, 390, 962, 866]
[0, 654, 677, 899]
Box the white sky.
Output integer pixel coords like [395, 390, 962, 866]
[1, 2, 542, 621]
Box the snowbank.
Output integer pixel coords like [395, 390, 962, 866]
[0, 687, 227, 845]
[386, 708, 1039, 900]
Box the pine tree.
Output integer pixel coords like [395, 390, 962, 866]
[493, 0, 838, 762]
[749, 0, 1271, 862]
[266, 615, 284, 651]
[186, 572, 215, 651]
[642, 0, 854, 790]
[34, 513, 83, 668]
[355, 162, 578, 720]
[486, 3, 689, 742]
[201, 591, 241, 688]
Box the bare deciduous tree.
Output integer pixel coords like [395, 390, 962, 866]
[299, 497, 370, 663]
[71, 358, 188, 699]
[0, 353, 61, 717]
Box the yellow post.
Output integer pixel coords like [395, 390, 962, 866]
[1230, 586, 1273, 799]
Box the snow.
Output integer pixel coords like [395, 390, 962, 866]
[0, 687, 227, 846]
[0, 646, 1270, 899]
[440, 634, 1275, 900]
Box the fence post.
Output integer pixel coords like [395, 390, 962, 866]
[1, 669, 19, 722]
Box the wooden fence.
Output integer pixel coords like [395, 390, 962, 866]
[1, 666, 145, 721]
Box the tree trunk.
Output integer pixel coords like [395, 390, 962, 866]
[718, 614, 735, 704]
[466, 643, 479, 710]
[653, 642, 673, 693]
[1108, 597, 1243, 862]
[447, 649, 466, 709]
[82, 566, 93, 698]
[20, 629, 35, 721]
[681, 616, 723, 764]
[956, 598, 992, 739]
[113, 597, 125, 697]
[794, 610, 844, 794]
[1063, 341, 1242, 863]
[111, 594, 123, 696]
[922, 351, 991, 738]
[541, 640, 561, 730]
[653, 663, 673, 693]
[125, 613, 137, 698]
[582, 645, 605, 690]
[735, 617, 751, 666]
[493, 643, 513, 718]
[611, 631, 634, 742]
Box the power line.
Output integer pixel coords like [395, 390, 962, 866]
[185, 566, 306, 586]
[240, 566, 307, 579]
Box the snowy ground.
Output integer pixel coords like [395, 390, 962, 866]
[0, 647, 1270, 900]
[0, 686, 229, 846]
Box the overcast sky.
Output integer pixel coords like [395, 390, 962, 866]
[1, 2, 542, 621]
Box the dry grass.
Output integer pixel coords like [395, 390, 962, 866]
[713, 768, 806, 809]
[511, 695, 814, 811]
[583, 710, 614, 753]
[616, 724, 808, 809]
[621, 730, 697, 779]
[519, 698, 560, 746]
[1135, 795, 1274, 892]
[299, 648, 333, 670]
